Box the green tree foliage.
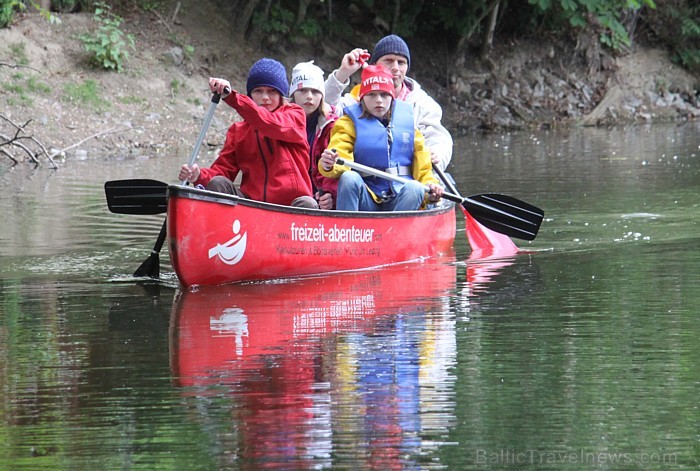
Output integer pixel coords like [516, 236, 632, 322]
[243, 0, 658, 54]
[647, 1, 700, 74]
[429, 1, 495, 46]
[526, 0, 657, 50]
[677, 8, 700, 70]
[252, 2, 294, 35]
[1, 0, 68, 27]
[0, 0, 23, 28]
[229, 0, 694, 75]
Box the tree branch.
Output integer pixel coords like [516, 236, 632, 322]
[0, 61, 41, 72]
[1, 112, 135, 167]
[0, 146, 19, 165]
[51, 125, 136, 156]
[0, 132, 41, 165]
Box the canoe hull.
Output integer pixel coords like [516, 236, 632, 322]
[167, 186, 456, 286]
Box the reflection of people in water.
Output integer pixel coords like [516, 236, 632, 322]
[233, 345, 330, 469]
[329, 308, 457, 468]
[171, 261, 466, 468]
[219, 309, 455, 469]
[350, 314, 422, 467]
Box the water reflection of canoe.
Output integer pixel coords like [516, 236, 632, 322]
[168, 253, 524, 468]
[166, 185, 456, 287]
[170, 255, 457, 387]
[169, 257, 461, 468]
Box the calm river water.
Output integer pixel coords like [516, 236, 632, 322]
[1, 122, 698, 469]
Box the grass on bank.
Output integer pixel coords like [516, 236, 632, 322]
[62, 79, 110, 111]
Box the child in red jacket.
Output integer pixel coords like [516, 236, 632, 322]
[179, 58, 318, 209]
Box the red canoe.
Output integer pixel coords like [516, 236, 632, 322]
[170, 255, 458, 387]
[166, 185, 456, 287]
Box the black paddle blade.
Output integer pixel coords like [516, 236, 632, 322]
[133, 251, 160, 278]
[463, 193, 544, 241]
[133, 220, 168, 278]
[104, 179, 168, 215]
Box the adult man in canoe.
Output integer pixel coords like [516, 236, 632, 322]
[325, 34, 453, 171]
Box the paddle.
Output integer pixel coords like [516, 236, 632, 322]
[125, 91, 223, 278]
[432, 164, 520, 255]
[335, 157, 544, 241]
[105, 179, 168, 214]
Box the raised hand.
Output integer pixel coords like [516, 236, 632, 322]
[335, 48, 371, 83]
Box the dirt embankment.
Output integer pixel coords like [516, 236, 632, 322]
[1, 3, 698, 166]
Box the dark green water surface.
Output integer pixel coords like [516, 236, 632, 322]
[1, 123, 698, 469]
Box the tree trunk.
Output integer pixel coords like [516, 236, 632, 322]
[295, 0, 312, 26]
[235, 0, 262, 40]
[392, 0, 400, 31]
[454, 0, 499, 64]
[480, 1, 500, 59]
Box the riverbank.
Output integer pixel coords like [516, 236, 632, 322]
[0, 4, 698, 166]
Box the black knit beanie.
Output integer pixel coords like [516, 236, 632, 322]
[369, 35, 411, 71]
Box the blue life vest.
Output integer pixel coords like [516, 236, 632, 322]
[345, 100, 415, 199]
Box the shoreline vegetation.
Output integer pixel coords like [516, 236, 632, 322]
[0, 0, 698, 166]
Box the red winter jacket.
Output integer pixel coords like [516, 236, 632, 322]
[195, 92, 313, 206]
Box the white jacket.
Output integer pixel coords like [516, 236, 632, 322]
[325, 70, 453, 170]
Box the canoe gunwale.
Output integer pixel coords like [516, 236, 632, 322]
[167, 185, 456, 218]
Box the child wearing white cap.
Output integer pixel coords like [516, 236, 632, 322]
[289, 60, 340, 209]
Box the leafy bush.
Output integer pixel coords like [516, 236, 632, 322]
[252, 3, 294, 34]
[672, 4, 700, 72]
[298, 18, 322, 39]
[527, 0, 657, 51]
[79, 2, 135, 72]
[0, 0, 24, 28]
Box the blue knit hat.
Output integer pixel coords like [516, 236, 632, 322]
[369, 34, 411, 71]
[246, 58, 289, 96]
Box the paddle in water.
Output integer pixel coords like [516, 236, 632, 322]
[126, 91, 224, 278]
[432, 164, 519, 257]
[335, 157, 544, 241]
